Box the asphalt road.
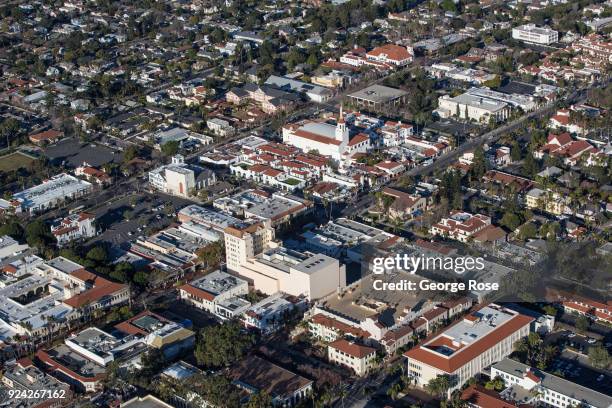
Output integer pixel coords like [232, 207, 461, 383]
[404, 91, 583, 178]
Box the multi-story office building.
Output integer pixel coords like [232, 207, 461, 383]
[328, 339, 377, 376]
[178, 270, 249, 314]
[512, 24, 558, 45]
[404, 304, 533, 394]
[492, 358, 612, 408]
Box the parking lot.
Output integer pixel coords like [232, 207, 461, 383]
[44, 138, 123, 168]
[86, 191, 193, 251]
[545, 330, 612, 396]
[552, 352, 611, 395]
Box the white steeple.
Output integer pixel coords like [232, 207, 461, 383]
[335, 105, 348, 143]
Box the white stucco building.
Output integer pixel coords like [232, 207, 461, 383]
[51, 212, 97, 247]
[178, 270, 249, 314]
[282, 110, 370, 162]
[404, 305, 533, 394]
[148, 155, 216, 198]
[512, 24, 558, 45]
[328, 339, 377, 376]
[224, 221, 346, 301]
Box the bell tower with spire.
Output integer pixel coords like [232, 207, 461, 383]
[335, 105, 348, 143]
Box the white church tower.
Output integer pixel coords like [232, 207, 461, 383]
[335, 105, 349, 144]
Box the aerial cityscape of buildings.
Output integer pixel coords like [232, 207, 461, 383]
[0, 0, 610, 407]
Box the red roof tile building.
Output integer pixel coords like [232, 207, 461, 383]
[405, 304, 533, 395]
[429, 211, 492, 243]
[29, 129, 63, 145]
[328, 339, 377, 376]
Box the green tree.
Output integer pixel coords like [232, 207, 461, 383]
[110, 261, 134, 283]
[542, 305, 557, 317]
[425, 374, 451, 398]
[523, 153, 539, 177]
[0, 220, 24, 240]
[123, 145, 139, 162]
[518, 222, 537, 240]
[510, 141, 522, 162]
[24, 220, 53, 248]
[440, 0, 457, 13]
[245, 391, 273, 408]
[501, 211, 523, 231]
[575, 315, 590, 334]
[195, 320, 256, 368]
[86, 246, 108, 264]
[196, 241, 225, 268]
[161, 140, 180, 156]
[484, 376, 505, 391]
[187, 374, 242, 408]
[133, 270, 149, 286]
[469, 146, 487, 182]
[588, 345, 610, 369]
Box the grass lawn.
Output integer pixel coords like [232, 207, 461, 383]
[0, 152, 35, 172]
[284, 178, 301, 186]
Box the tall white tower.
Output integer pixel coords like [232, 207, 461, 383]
[335, 105, 348, 143]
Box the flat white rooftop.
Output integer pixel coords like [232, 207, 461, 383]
[179, 204, 242, 230]
[12, 173, 91, 210]
[190, 270, 247, 296]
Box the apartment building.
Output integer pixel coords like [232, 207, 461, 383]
[214, 190, 313, 228]
[114, 310, 196, 359]
[229, 356, 313, 407]
[50, 212, 97, 247]
[0, 235, 29, 261]
[492, 358, 612, 408]
[178, 270, 249, 314]
[224, 220, 345, 301]
[242, 292, 306, 334]
[404, 305, 533, 394]
[366, 44, 414, 67]
[229, 246, 347, 301]
[560, 296, 612, 325]
[224, 219, 275, 272]
[339, 44, 413, 70]
[37, 327, 147, 392]
[1, 359, 72, 408]
[0, 257, 130, 341]
[328, 339, 377, 376]
[429, 211, 492, 242]
[178, 204, 243, 233]
[512, 24, 558, 45]
[308, 313, 372, 343]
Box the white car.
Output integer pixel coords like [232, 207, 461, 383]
[587, 338, 597, 344]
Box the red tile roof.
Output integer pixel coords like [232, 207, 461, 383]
[367, 44, 412, 62]
[348, 133, 369, 147]
[329, 339, 376, 358]
[404, 311, 533, 373]
[29, 129, 62, 143]
[179, 283, 215, 302]
[63, 269, 127, 308]
[292, 129, 341, 146]
[311, 314, 370, 338]
[461, 385, 530, 408]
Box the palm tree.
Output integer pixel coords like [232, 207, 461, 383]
[337, 385, 348, 408]
[387, 382, 402, 400]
